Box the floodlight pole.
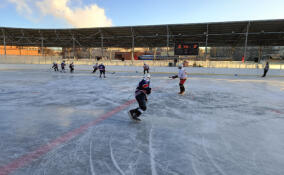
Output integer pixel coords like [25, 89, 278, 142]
[72, 37, 75, 59]
[41, 37, 44, 56]
[2, 29, 6, 55]
[100, 29, 104, 60]
[244, 21, 250, 62]
[258, 45, 262, 63]
[166, 25, 169, 57]
[131, 27, 135, 61]
[154, 47, 157, 61]
[101, 36, 104, 59]
[205, 23, 209, 60]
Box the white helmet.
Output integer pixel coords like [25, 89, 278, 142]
[178, 64, 183, 69]
[144, 74, 151, 80]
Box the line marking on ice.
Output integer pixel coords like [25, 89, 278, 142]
[0, 99, 136, 175]
[271, 109, 284, 114]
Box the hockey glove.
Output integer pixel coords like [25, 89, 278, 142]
[170, 75, 178, 79]
[146, 88, 151, 95]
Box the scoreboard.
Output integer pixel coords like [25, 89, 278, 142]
[174, 43, 199, 55]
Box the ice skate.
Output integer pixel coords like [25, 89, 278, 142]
[128, 110, 141, 122]
[132, 116, 141, 122]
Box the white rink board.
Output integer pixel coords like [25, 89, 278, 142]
[0, 64, 284, 76]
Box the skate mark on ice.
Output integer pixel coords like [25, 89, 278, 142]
[89, 141, 96, 175]
[252, 151, 258, 172]
[235, 115, 284, 127]
[219, 135, 245, 171]
[149, 125, 158, 175]
[127, 150, 142, 175]
[109, 137, 126, 175]
[202, 137, 226, 175]
[191, 155, 199, 175]
[124, 143, 139, 173]
[103, 161, 113, 173]
[251, 150, 266, 174]
[152, 160, 180, 175]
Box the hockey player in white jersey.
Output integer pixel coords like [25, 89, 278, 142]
[170, 64, 187, 95]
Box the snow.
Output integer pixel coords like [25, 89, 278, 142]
[0, 66, 284, 175]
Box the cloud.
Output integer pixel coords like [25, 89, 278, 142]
[8, 0, 33, 15]
[7, 0, 112, 28]
[0, 1, 8, 8]
[36, 0, 112, 28]
[7, 0, 39, 22]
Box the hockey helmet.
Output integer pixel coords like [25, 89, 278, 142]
[144, 74, 151, 80]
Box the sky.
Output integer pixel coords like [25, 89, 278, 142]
[0, 0, 283, 28]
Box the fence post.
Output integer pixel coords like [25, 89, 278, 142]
[243, 21, 250, 62]
[280, 64, 282, 76]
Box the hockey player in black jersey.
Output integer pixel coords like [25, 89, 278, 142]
[128, 74, 151, 122]
[52, 62, 59, 71]
[61, 61, 66, 72]
[69, 62, 74, 73]
[98, 63, 106, 78]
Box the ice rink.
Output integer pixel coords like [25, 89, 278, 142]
[0, 67, 284, 175]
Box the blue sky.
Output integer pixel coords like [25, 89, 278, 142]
[0, 0, 283, 28]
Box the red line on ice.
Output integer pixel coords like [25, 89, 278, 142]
[272, 109, 284, 114]
[0, 99, 136, 175]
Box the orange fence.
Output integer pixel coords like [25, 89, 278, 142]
[0, 46, 40, 56]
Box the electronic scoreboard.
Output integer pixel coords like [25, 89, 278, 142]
[174, 43, 199, 55]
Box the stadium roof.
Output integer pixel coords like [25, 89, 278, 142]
[1, 19, 284, 48]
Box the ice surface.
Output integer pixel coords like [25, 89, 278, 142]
[0, 67, 284, 175]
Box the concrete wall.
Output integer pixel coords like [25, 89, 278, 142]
[0, 55, 61, 64]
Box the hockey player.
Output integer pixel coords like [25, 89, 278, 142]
[69, 62, 74, 73]
[143, 63, 150, 74]
[92, 63, 98, 73]
[170, 64, 187, 95]
[61, 61, 66, 72]
[262, 62, 269, 77]
[128, 74, 151, 122]
[98, 63, 106, 78]
[52, 62, 59, 71]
